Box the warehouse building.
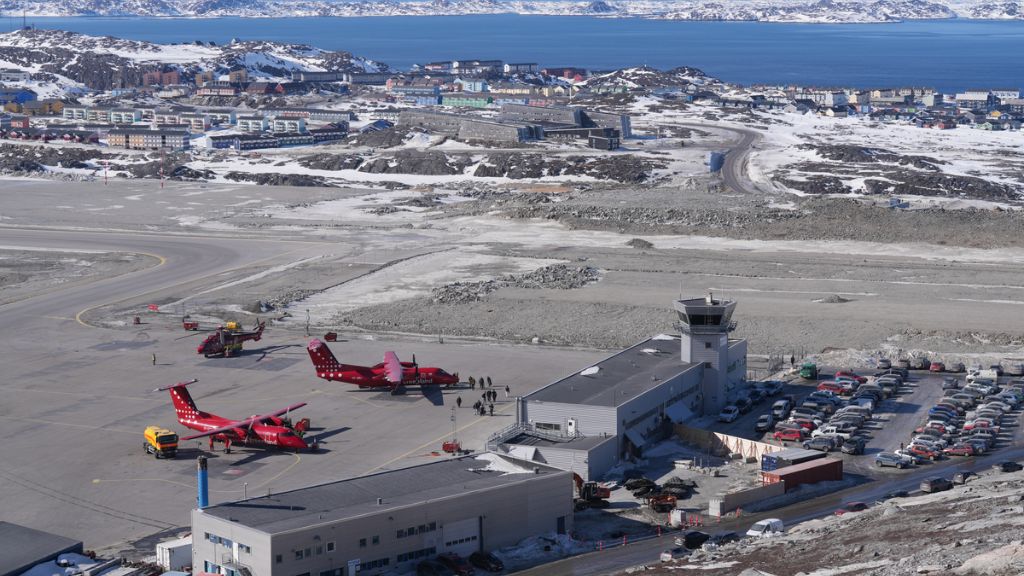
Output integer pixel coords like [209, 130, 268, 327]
[191, 455, 572, 576]
[490, 294, 746, 480]
[0, 521, 84, 576]
[398, 110, 542, 143]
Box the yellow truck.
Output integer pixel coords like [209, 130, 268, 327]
[144, 426, 179, 459]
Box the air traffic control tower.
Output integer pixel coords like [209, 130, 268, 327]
[674, 292, 746, 415]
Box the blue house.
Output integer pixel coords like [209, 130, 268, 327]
[0, 88, 37, 105]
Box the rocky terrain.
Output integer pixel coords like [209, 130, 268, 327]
[0, 28, 381, 91]
[431, 264, 601, 304]
[6, 0, 1021, 21]
[649, 470, 1024, 575]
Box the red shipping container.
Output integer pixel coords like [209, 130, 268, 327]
[761, 457, 843, 491]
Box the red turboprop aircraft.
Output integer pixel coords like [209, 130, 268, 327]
[307, 339, 459, 394]
[156, 379, 314, 452]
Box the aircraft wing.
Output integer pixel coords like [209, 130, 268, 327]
[383, 351, 403, 384]
[180, 402, 307, 441]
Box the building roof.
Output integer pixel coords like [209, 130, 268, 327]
[0, 521, 82, 576]
[199, 455, 564, 535]
[526, 336, 697, 408]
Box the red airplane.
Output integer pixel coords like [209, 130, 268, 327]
[197, 320, 265, 358]
[156, 379, 314, 452]
[307, 339, 459, 394]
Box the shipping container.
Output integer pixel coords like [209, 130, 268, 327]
[761, 448, 827, 471]
[761, 457, 843, 491]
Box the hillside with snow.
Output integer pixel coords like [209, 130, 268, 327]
[0, 28, 383, 91]
[0, 0, 1020, 21]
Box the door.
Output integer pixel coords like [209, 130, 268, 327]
[441, 517, 480, 557]
[556, 516, 566, 535]
[567, 418, 577, 436]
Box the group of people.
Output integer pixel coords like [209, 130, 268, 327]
[457, 378, 512, 417]
[467, 375, 493, 389]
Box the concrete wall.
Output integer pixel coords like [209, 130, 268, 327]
[727, 339, 747, 391]
[618, 365, 702, 452]
[532, 435, 617, 481]
[499, 103, 581, 125]
[192, 470, 573, 576]
[708, 482, 786, 517]
[673, 423, 782, 461]
[582, 110, 632, 138]
[682, 332, 728, 414]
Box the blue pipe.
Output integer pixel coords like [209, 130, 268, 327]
[197, 455, 209, 509]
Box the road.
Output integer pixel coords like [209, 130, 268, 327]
[664, 121, 763, 195]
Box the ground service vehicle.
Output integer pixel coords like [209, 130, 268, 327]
[746, 518, 784, 538]
[800, 362, 818, 379]
[143, 426, 178, 458]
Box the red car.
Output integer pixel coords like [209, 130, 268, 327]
[908, 444, 941, 461]
[818, 381, 846, 394]
[791, 418, 818, 431]
[943, 444, 976, 457]
[915, 423, 950, 435]
[835, 501, 869, 516]
[437, 553, 475, 576]
[835, 371, 867, 384]
[963, 420, 999, 433]
[774, 428, 805, 442]
[930, 362, 946, 373]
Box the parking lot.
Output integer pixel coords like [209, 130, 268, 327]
[708, 364, 1024, 476]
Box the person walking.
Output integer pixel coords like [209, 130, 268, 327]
[504, 385, 510, 399]
[456, 396, 462, 408]
[488, 404, 494, 416]
[468, 376, 476, 389]
[481, 376, 487, 387]
[790, 355, 795, 368]
[151, 353, 157, 366]
[487, 376, 493, 387]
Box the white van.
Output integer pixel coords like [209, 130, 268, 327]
[746, 518, 785, 538]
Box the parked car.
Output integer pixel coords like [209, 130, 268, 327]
[834, 501, 869, 516]
[886, 489, 910, 498]
[746, 518, 784, 538]
[875, 452, 910, 469]
[718, 405, 740, 423]
[660, 547, 687, 563]
[679, 530, 711, 550]
[468, 552, 504, 573]
[907, 444, 942, 461]
[953, 471, 974, 485]
[802, 436, 836, 452]
[437, 553, 475, 576]
[942, 444, 976, 457]
[735, 397, 753, 414]
[929, 361, 946, 373]
[748, 388, 766, 404]
[774, 428, 805, 442]
[920, 477, 953, 493]
[790, 407, 825, 422]
[790, 418, 819, 431]
[763, 380, 786, 395]
[949, 362, 966, 373]
[877, 358, 892, 369]
[993, 461, 1023, 473]
[817, 381, 847, 394]
[755, 414, 775, 433]
[418, 560, 456, 576]
[841, 437, 866, 455]
[835, 370, 868, 383]
[708, 532, 742, 545]
[942, 377, 960, 390]
[771, 399, 792, 419]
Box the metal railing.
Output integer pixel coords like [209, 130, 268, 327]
[485, 422, 584, 451]
[675, 321, 737, 334]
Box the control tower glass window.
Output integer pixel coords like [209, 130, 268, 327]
[685, 314, 722, 326]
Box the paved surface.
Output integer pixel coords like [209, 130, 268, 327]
[0, 226, 605, 551]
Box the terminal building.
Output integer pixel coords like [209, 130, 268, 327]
[191, 455, 572, 576]
[489, 294, 746, 480]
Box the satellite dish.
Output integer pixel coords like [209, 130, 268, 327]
[580, 366, 600, 376]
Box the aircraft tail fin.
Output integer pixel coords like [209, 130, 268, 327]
[156, 379, 201, 422]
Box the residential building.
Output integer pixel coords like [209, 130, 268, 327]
[109, 108, 142, 124]
[798, 90, 848, 107]
[265, 108, 354, 122]
[451, 59, 502, 75]
[0, 68, 30, 83]
[0, 114, 29, 129]
[503, 63, 538, 75]
[541, 67, 587, 82]
[922, 93, 944, 107]
[441, 95, 493, 108]
[291, 70, 348, 83]
[956, 90, 995, 111]
[191, 455, 572, 576]
[487, 81, 535, 96]
[349, 72, 391, 85]
[991, 88, 1021, 101]
[454, 78, 488, 93]
[18, 99, 64, 116]
[274, 132, 316, 147]
[204, 109, 238, 125]
[1001, 98, 1024, 114]
[107, 127, 190, 150]
[62, 105, 88, 120]
[197, 81, 238, 97]
[399, 109, 540, 142]
[0, 87, 37, 105]
[157, 85, 193, 98]
[227, 68, 249, 84]
[309, 125, 348, 143]
[246, 82, 275, 95]
[237, 116, 270, 132]
[270, 117, 306, 133]
[179, 113, 212, 132]
[143, 68, 181, 86]
[490, 293, 746, 481]
[195, 70, 216, 86]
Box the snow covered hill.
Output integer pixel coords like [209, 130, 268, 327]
[0, 0, 1019, 21]
[0, 28, 383, 91]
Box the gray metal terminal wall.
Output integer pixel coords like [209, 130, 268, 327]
[191, 455, 572, 576]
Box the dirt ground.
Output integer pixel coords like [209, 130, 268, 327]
[0, 248, 155, 306]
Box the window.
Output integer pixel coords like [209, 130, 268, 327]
[326, 541, 335, 553]
[372, 535, 379, 545]
[275, 555, 283, 564]
[219, 537, 234, 547]
[397, 529, 405, 539]
[204, 561, 221, 574]
[239, 544, 251, 554]
[359, 558, 389, 571]
[359, 538, 367, 548]
[705, 342, 712, 349]
[320, 570, 342, 576]
[705, 362, 712, 368]
[296, 572, 310, 576]
[316, 545, 323, 555]
[294, 551, 303, 561]
[535, 422, 561, 431]
[304, 548, 311, 558]
[429, 522, 436, 531]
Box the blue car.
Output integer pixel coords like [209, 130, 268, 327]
[875, 452, 909, 469]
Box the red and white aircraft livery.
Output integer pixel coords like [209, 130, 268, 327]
[307, 339, 459, 393]
[156, 379, 314, 452]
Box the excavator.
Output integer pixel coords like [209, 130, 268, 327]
[573, 473, 611, 510]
